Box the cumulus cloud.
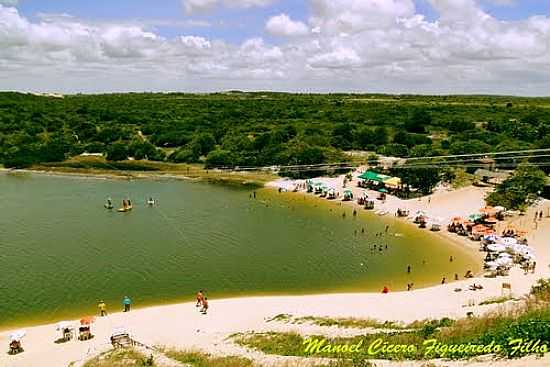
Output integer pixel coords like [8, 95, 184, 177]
[266, 13, 308, 37]
[309, 0, 415, 34]
[182, 0, 275, 14]
[2, 0, 550, 94]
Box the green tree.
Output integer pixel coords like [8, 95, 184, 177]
[106, 142, 129, 161]
[405, 110, 431, 133]
[487, 164, 546, 210]
[205, 149, 234, 168]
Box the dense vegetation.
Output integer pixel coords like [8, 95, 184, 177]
[2, 92, 550, 170]
[487, 164, 548, 210]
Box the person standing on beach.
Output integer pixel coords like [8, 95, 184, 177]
[98, 300, 107, 317]
[407, 265, 411, 274]
[200, 297, 209, 314]
[196, 290, 205, 307]
[123, 296, 132, 312]
[441, 277, 446, 284]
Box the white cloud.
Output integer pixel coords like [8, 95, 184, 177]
[266, 13, 308, 37]
[182, 0, 275, 14]
[309, 0, 415, 34]
[308, 47, 361, 68]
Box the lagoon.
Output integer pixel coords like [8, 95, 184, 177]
[0, 172, 479, 329]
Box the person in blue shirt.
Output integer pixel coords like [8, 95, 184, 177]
[123, 296, 132, 312]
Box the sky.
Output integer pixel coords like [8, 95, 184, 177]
[1, 0, 550, 95]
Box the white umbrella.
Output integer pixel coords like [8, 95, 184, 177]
[494, 206, 506, 212]
[496, 257, 513, 266]
[487, 243, 506, 252]
[520, 247, 535, 256]
[485, 261, 499, 269]
[500, 237, 518, 247]
[510, 244, 525, 254]
[56, 321, 73, 331]
[10, 330, 26, 342]
[522, 252, 536, 260]
[498, 252, 512, 258]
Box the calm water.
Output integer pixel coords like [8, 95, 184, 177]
[0, 172, 479, 329]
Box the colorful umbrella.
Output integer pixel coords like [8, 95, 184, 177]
[80, 316, 95, 325]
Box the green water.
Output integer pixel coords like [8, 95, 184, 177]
[0, 172, 479, 329]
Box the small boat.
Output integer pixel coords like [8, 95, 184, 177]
[104, 198, 113, 210]
[147, 199, 155, 206]
[118, 199, 132, 213]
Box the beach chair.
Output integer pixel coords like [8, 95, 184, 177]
[78, 326, 92, 341]
[8, 340, 23, 355]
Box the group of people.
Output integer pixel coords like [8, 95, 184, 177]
[195, 290, 209, 315]
[97, 296, 132, 316]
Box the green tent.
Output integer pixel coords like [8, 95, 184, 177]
[468, 214, 483, 222]
[358, 171, 391, 182]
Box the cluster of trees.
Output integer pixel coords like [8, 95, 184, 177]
[486, 164, 547, 210]
[1, 92, 550, 179]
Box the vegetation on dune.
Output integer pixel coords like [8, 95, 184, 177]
[163, 349, 254, 367]
[82, 348, 154, 367]
[235, 279, 550, 362]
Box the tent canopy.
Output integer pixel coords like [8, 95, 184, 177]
[383, 177, 401, 188]
[358, 171, 391, 182]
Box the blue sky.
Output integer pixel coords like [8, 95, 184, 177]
[2, 0, 550, 94]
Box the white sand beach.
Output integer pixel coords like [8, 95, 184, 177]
[2, 174, 550, 367]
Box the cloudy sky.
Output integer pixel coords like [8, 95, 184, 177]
[1, 0, 550, 95]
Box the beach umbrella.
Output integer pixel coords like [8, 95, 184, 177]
[498, 253, 512, 258]
[56, 321, 73, 331]
[500, 237, 518, 247]
[80, 316, 95, 325]
[469, 214, 483, 222]
[493, 206, 506, 212]
[487, 243, 506, 252]
[483, 234, 499, 242]
[496, 257, 513, 266]
[472, 224, 487, 233]
[10, 330, 26, 342]
[485, 261, 499, 269]
[520, 247, 535, 256]
[522, 252, 536, 260]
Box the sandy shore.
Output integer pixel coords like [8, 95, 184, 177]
[2, 173, 550, 366]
